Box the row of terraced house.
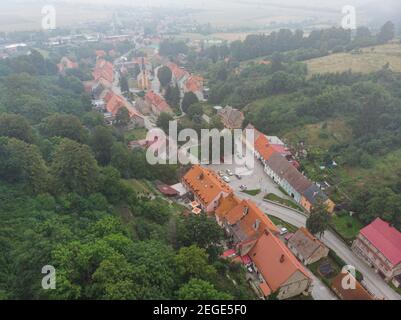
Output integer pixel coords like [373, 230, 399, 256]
[244, 124, 335, 214]
[182, 165, 313, 300]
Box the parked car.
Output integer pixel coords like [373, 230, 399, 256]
[235, 174, 242, 180]
[239, 184, 248, 191]
[280, 227, 288, 236]
[218, 170, 224, 177]
[222, 176, 230, 183]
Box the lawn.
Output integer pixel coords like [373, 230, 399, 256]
[124, 128, 148, 141]
[242, 189, 261, 196]
[124, 179, 153, 195]
[264, 193, 303, 211]
[306, 43, 401, 76]
[330, 214, 363, 243]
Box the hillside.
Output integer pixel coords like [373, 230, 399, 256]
[306, 43, 401, 75]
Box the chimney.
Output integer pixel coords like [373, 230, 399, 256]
[243, 206, 249, 216]
[280, 255, 285, 263]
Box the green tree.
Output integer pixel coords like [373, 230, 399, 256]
[40, 114, 88, 143]
[0, 137, 48, 193]
[177, 213, 224, 249]
[181, 92, 199, 114]
[120, 75, 129, 94]
[115, 107, 131, 127]
[377, 21, 395, 44]
[156, 112, 174, 133]
[178, 279, 233, 300]
[51, 139, 100, 195]
[0, 113, 34, 143]
[306, 202, 331, 237]
[165, 84, 180, 109]
[90, 126, 115, 166]
[157, 66, 173, 88]
[175, 245, 217, 281]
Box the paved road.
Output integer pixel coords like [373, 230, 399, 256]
[236, 193, 401, 300]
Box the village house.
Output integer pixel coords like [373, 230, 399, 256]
[184, 75, 205, 101]
[218, 106, 245, 129]
[249, 230, 312, 300]
[287, 227, 329, 265]
[182, 165, 232, 213]
[352, 218, 401, 285]
[92, 59, 114, 85]
[102, 90, 145, 128]
[57, 57, 78, 74]
[166, 62, 189, 91]
[248, 125, 335, 213]
[331, 272, 374, 300]
[144, 90, 173, 116]
[300, 184, 335, 214]
[215, 194, 279, 256]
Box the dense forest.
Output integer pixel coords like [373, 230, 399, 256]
[0, 51, 253, 300]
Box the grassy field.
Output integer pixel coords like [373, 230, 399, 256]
[306, 43, 401, 76]
[124, 179, 153, 195]
[264, 193, 303, 211]
[124, 128, 148, 141]
[283, 118, 352, 150]
[330, 214, 364, 243]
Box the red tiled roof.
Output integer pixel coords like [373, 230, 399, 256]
[104, 91, 143, 119]
[182, 165, 232, 208]
[145, 90, 171, 113]
[166, 62, 189, 80]
[185, 75, 203, 93]
[249, 230, 311, 293]
[93, 59, 114, 84]
[360, 218, 401, 266]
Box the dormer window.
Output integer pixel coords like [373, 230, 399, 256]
[254, 219, 260, 230]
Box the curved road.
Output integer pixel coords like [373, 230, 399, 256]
[239, 193, 401, 300]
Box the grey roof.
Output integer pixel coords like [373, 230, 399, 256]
[288, 228, 326, 260]
[302, 184, 328, 205]
[267, 153, 312, 194]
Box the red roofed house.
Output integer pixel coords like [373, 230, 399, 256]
[57, 57, 78, 74]
[167, 62, 189, 88]
[182, 165, 232, 213]
[249, 230, 312, 299]
[215, 194, 280, 256]
[103, 90, 144, 127]
[145, 90, 173, 116]
[92, 59, 114, 86]
[184, 75, 204, 101]
[352, 218, 401, 284]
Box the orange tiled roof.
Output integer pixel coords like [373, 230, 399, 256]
[93, 59, 114, 84]
[255, 134, 276, 161]
[182, 165, 232, 207]
[104, 91, 143, 119]
[185, 75, 203, 93]
[249, 231, 311, 293]
[331, 273, 373, 300]
[226, 199, 279, 236]
[215, 193, 241, 219]
[167, 62, 189, 80]
[145, 90, 172, 113]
